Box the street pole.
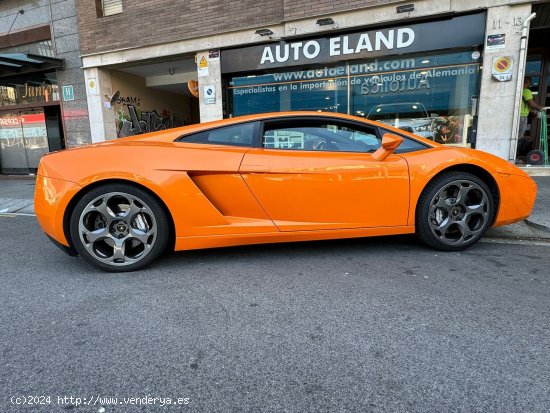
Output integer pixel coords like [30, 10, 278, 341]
[509, 12, 537, 163]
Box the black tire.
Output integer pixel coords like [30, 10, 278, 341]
[415, 172, 495, 251]
[69, 183, 170, 272]
[527, 149, 545, 165]
[517, 138, 533, 156]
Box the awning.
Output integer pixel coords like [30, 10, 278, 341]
[0, 53, 64, 78]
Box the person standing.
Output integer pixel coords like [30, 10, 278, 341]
[518, 77, 544, 153]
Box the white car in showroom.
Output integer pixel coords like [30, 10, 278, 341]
[367, 102, 435, 139]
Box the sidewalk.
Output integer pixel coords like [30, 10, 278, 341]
[525, 176, 550, 233]
[1, 173, 549, 239]
[0, 175, 36, 215]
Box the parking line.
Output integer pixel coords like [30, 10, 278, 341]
[0, 212, 36, 217]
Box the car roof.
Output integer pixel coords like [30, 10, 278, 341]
[117, 111, 377, 142]
[112, 111, 438, 148]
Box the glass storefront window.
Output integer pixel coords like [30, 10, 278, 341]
[228, 50, 482, 145]
[0, 72, 59, 107]
[0, 109, 49, 174]
[525, 56, 542, 74]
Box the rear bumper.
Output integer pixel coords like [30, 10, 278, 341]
[34, 174, 81, 247]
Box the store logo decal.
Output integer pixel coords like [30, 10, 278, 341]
[260, 28, 415, 64]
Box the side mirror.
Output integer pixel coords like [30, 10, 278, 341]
[372, 133, 403, 161]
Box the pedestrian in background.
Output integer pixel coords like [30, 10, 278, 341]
[518, 76, 544, 154]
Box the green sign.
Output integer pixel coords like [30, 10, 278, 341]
[62, 85, 74, 101]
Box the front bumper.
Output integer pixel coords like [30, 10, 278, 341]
[494, 172, 537, 226]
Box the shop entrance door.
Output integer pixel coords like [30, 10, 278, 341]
[0, 107, 62, 174]
[524, 51, 549, 144]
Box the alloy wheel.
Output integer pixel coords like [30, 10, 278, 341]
[77, 192, 158, 267]
[427, 179, 490, 247]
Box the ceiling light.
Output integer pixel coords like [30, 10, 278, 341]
[255, 29, 273, 36]
[396, 4, 414, 13]
[316, 18, 334, 26]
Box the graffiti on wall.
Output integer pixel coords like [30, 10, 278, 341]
[116, 105, 184, 138]
[115, 95, 141, 107]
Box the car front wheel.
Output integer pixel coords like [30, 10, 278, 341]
[416, 172, 495, 251]
[69, 184, 169, 272]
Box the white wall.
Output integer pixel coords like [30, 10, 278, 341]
[196, 51, 223, 123]
[475, 3, 532, 159]
[84, 68, 116, 143]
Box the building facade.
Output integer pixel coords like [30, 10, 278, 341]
[0, 0, 90, 174]
[2, 0, 549, 174]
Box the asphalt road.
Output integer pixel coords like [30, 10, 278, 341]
[1, 216, 549, 413]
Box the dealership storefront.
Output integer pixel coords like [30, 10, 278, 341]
[221, 13, 486, 146]
[80, 1, 540, 162]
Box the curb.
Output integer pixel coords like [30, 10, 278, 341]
[0, 199, 35, 215]
[0, 175, 36, 181]
[525, 218, 550, 233]
[519, 166, 550, 177]
[485, 219, 550, 242]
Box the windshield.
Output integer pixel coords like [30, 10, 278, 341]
[368, 103, 428, 121]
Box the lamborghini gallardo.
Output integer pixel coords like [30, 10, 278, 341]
[35, 112, 537, 271]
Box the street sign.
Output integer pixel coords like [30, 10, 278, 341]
[204, 85, 216, 104]
[198, 56, 209, 77]
[492, 56, 513, 82]
[62, 85, 75, 101]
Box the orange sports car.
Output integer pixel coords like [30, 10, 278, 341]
[35, 112, 537, 272]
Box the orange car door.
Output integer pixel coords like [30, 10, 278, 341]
[239, 118, 410, 231]
[171, 121, 278, 235]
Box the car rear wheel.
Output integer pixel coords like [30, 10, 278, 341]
[69, 184, 169, 272]
[416, 172, 494, 251]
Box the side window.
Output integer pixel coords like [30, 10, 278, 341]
[263, 120, 380, 153]
[179, 122, 257, 147]
[380, 129, 430, 153]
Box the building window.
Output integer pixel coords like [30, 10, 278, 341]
[96, 0, 123, 17]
